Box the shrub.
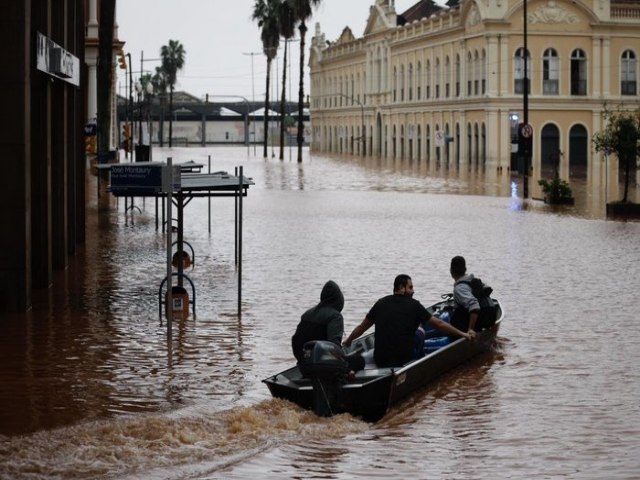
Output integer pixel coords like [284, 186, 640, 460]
[538, 175, 573, 203]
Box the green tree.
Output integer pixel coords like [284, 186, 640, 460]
[593, 106, 640, 203]
[278, 1, 296, 160]
[253, 0, 281, 158]
[152, 66, 168, 147]
[97, 0, 116, 155]
[289, 0, 322, 162]
[160, 40, 186, 148]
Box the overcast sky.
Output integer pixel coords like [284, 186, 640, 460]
[116, 0, 422, 102]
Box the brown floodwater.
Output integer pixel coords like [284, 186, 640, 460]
[1, 146, 639, 479]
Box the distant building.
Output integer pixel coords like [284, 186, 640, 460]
[116, 92, 310, 147]
[309, 0, 639, 184]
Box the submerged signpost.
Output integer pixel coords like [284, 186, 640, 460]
[106, 158, 253, 327]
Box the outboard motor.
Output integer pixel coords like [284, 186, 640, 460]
[299, 340, 349, 417]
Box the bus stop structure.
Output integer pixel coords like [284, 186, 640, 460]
[105, 160, 253, 323]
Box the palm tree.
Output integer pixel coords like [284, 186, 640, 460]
[160, 40, 186, 148]
[252, 0, 281, 158]
[278, 1, 296, 160]
[97, 0, 116, 156]
[289, 0, 322, 162]
[152, 66, 168, 146]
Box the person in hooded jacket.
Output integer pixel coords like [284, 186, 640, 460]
[291, 280, 345, 363]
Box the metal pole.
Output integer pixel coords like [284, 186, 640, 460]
[289, 54, 292, 161]
[166, 157, 173, 334]
[238, 166, 243, 317]
[208, 155, 211, 233]
[523, 0, 530, 199]
[234, 167, 238, 266]
[128, 53, 134, 162]
[243, 52, 259, 156]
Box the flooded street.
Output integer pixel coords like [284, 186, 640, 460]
[1, 146, 639, 479]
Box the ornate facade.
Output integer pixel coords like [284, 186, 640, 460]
[309, 0, 639, 181]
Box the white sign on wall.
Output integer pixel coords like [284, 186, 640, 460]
[36, 32, 80, 87]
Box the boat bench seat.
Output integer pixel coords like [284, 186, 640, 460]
[361, 349, 378, 369]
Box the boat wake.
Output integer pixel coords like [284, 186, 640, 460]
[0, 399, 368, 479]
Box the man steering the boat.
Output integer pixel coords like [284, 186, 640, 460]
[343, 274, 475, 368]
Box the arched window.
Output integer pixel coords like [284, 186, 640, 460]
[543, 48, 559, 95]
[375, 46, 382, 92]
[481, 49, 487, 94]
[417, 61, 422, 99]
[571, 49, 587, 95]
[467, 52, 473, 95]
[435, 58, 441, 99]
[400, 65, 405, 101]
[408, 63, 414, 101]
[514, 47, 530, 94]
[350, 74, 354, 100]
[455, 54, 461, 97]
[426, 124, 431, 163]
[445, 56, 451, 98]
[474, 50, 480, 95]
[621, 50, 637, 95]
[393, 66, 398, 102]
[426, 60, 431, 99]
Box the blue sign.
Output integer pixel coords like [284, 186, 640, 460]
[110, 164, 164, 195]
[84, 123, 97, 136]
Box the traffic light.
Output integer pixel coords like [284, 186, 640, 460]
[84, 135, 96, 155]
[122, 123, 131, 152]
[117, 50, 127, 70]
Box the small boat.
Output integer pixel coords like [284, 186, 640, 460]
[262, 296, 504, 421]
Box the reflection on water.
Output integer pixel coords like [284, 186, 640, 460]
[1, 147, 639, 479]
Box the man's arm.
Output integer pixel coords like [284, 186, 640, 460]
[468, 310, 479, 333]
[343, 317, 373, 347]
[429, 315, 476, 340]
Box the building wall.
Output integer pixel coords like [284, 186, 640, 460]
[0, 0, 87, 311]
[309, 0, 639, 186]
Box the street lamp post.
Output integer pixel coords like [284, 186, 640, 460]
[243, 51, 260, 155]
[523, 0, 530, 199]
[135, 80, 154, 162]
[127, 53, 133, 160]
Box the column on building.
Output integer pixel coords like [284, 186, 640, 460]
[592, 36, 602, 97]
[458, 110, 467, 166]
[601, 36, 611, 97]
[367, 49, 373, 94]
[499, 36, 509, 97]
[86, 0, 99, 121]
[0, 3, 31, 309]
[487, 35, 499, 97]
[51, 0, 69, 271]
[485, 109, 500, 168]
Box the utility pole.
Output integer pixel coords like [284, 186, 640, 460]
[243, 52, 260, 155]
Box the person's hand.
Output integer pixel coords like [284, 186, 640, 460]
[467, 329, 477, 341]
[342, 339, 351, 348]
